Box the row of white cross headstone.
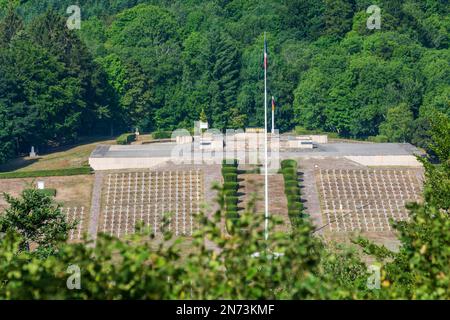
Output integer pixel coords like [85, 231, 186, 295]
[65, 207, 85, 240]
[103, 170, 202, 237]
[317, 169, 421, 233]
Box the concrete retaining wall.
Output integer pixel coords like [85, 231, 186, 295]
[288, 140, 314, 149]
[89, 157, 170, 171]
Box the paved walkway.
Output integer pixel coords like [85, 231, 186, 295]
[88, 171, 104, 242]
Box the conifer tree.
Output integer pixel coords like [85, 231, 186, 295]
[208, 31, 241, 129]
[0, 7, 23, 45]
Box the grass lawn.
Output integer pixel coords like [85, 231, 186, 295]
[0, 136, 116, 173]
[0, 175, 94, 210]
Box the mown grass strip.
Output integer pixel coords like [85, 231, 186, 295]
[116, 133, 136, 145]
[0, 167, 92, 179]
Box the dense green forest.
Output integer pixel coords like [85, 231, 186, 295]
[0, 0, 449, 163]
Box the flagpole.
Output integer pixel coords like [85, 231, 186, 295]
[271, 97, 275, 134]
[264, 32, 269, 241]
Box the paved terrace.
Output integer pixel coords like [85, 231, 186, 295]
[90, 142, 423, 159]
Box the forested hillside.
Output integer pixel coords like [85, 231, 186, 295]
[0, 0, 449, 163]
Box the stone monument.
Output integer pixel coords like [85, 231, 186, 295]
[29, 146, 37, 158]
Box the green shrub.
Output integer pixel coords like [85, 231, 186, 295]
[222, 159, 238, 167]
[225, 202, 238, 211]
[288, 212, 303, 220]
[222, 160, 240, 223]
[294, 126, 317, 135]
[225, 196, 238, 205]
[37, 188, 57, 197]
[282, 168, 297, 177]
[281, 159, 308, 224]
[0, 167, 92, 179]
[368, 135, 389, 143]
[294, 126, 339, 139]
[222, 164, 236, 170]
[285, 186, 300, 196]
[284, 180, 299, 189]
[223, 182, 239, 191]
[116, 133, 136, 145]
[224, 189, 237, 197]
[288, 202, 302, 212]
[283, 173, 298, 181]
[225, 211, 239, 219]
[281, 159, 297, 169]
[287, 195, 301, 203]
[224, 173, 237, 183]
[283, 172, 296, 179]
[222, 167, 237, 175]
[152, 131, 172, 139]
[225, 199, 238, 212]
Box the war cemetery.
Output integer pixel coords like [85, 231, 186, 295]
[0, 0, 448, 302]
[0, 124, 424, 251]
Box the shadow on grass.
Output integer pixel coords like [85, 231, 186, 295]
[0, 158, 40, 173]
[0, 135, 115, 173]
[42, 135, 116, 154]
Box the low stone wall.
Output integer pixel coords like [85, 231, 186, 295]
[176, 135, 193, 144]
[310, 135, 328, 144]
[345, 155, 422, 167]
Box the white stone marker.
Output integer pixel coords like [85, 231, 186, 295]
[30, 146, 37, 158]
[37, 181, 45, 190]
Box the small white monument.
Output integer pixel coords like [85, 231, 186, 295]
[29, 146, 37, 158]
[194, 121, 209, 137]
[134, 127, 140, 142]
[37, 181, 45, 190]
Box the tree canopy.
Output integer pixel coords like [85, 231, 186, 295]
[0, 0, 448, 163]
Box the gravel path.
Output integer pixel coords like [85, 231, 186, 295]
[240, 173, 290, 234]
[301, 168, 323, 232]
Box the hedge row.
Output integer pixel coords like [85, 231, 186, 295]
[222, 159, 239, 167]
[37, 188, 57, 197]
[152, 131, 172, 140]
[0, 167, 92, 179]
[281, 159, 308, 226]
[281, 159, 298, 169]
[116, 133, 136, 145]
[222, 159, 239, 229]
[221, 166, 237, 175]
[224, 173, 237, 183]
